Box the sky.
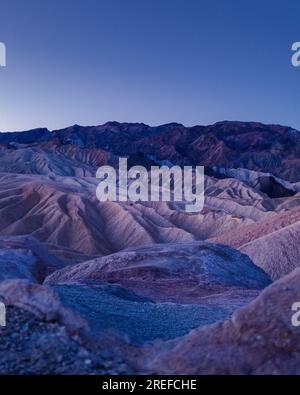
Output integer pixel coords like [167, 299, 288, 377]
[0, 0, 300, 131]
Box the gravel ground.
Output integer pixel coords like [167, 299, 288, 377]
[0, 281, 259, 374]
[0, 306, 131, 374]
[52, 283, 252, 344]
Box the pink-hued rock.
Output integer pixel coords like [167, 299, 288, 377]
[0, 164, 297, 268]
[45, 242, 271, 304]
[239, 221, 300, 280]
[142, 267, 300, 375]
[211, 205, 300, 280]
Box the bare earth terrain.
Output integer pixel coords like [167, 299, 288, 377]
[0, 121, 300, 374]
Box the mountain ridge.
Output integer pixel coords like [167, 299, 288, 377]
[1, 120, 300, 181]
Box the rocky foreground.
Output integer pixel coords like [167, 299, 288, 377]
[0, 121, 300, 374]
[0, 240, 299, 374]
[141, 267, 300, 375]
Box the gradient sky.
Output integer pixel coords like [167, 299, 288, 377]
[1, 0, 300, 131]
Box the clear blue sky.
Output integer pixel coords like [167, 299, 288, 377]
[0, 0, 300, 131]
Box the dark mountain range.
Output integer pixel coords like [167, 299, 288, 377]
[1, 121, 300, 181]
